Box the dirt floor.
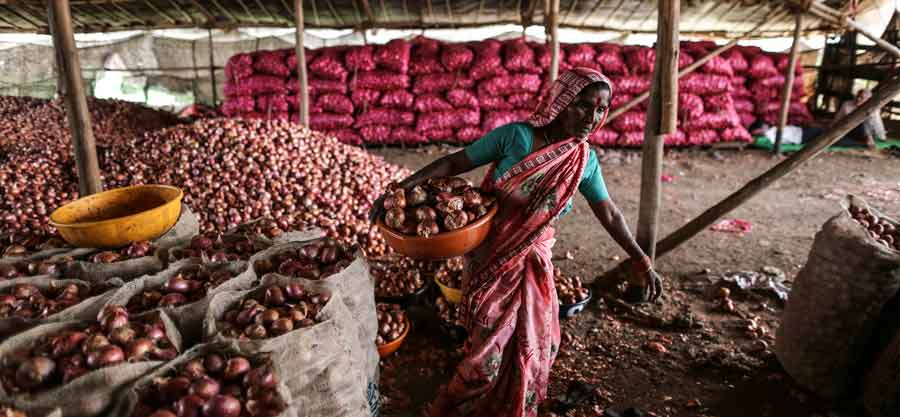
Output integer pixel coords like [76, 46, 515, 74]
[370, 145, 900, 417]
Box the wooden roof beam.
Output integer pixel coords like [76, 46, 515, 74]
[165, 0, 197, 25]
[598, 0, 625, 27]
[0, 11, 26, 31]
[359, 0, 376, 27]
[110, 3, 149, 26]
[141, 0, 179, 24]
[2, 5, 42, 29]
[323, 0, 344, 26]
[233, 0, 262, 24]
[188, 0, 215, 25]
[252, 0, 280, 23]
[209, 0, 240, 23]
[579, 0, 605, 26]
[89, 3, 129, 29]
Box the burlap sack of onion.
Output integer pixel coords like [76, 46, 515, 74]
[376, 177, 497, 260]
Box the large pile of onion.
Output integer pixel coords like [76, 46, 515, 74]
[2, 116, 409, 257]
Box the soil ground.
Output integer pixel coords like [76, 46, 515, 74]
[369, 145, 900, 417]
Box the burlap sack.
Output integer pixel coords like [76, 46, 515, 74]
[0, 312, 183, 417]
[63, 206, 199, 284]
[0, 276, 123, 337]
[775, 196, 900, 399]
[249, 240, 378, 384]
[101, 258, 255, 344]
[108, 340, 298, 417]
[864, 325, 900, 417]
[0, 205, 199, 284]
[204, 274, 370, 417]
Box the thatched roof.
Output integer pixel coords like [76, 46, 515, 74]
[0, 1, 875, 37]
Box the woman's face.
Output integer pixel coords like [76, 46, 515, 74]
[557, 83, 611, 138]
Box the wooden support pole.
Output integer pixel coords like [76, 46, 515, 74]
[48, 0, 102, 196]
[294, 0, 309, 125]
[207, 29, 217, 106]
[636, 0, 678, 260]
[774, 12, 802, 154]
[546, 0, 560, 81]
[606, 16, 778, 123]
[655, 73, 900, 257]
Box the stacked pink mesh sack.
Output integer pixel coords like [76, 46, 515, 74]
[732, 46, 812, 127]
[221, 38, 810, 148]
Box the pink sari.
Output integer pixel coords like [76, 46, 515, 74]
[433, 68, 612, 417]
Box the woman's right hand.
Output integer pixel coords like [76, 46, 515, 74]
[624, 256, 663, 303]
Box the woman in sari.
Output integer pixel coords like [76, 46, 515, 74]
[370, 67, 663, 417]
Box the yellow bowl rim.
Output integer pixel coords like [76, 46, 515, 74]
[376, 203, 498, 243]
[435, 276, 462, 303]
[48, 184, 184, 229]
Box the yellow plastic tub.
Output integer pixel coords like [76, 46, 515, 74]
[436, 276, 463, 304]
[49, 185, 183, 248]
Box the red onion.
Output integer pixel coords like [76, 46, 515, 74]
[202, 395, 241, 417]
[203, 354, 225, 374]
[223, 357, 251, 380]
[189, 377, 221, 400]
[15, 357, 55, 389]
[126, 338, 154, 361]
[86, 345, 124, 369]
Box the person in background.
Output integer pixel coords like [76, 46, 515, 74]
[748, 119, 825, 145]
[833, 88, 886, 149]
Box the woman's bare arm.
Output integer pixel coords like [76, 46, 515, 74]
[588, 199, 645, 260]
[589, 198, 663, 302]
[397, 150, 476, 189]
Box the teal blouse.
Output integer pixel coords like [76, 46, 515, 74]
[464, 123, 609, 218]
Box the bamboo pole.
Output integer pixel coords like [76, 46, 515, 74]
[774, 12, 803, 154]
[294, 0, 309, 125]
[48, 0, 102, 196]
[546, 0, 559, 81]
[636, 0, 678, 260]
[655, 74, 900, 258]
[207, 28, 217, 106]
[606, 14, 780, 123]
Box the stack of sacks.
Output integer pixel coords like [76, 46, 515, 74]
[471, 39, 537, 135]
[347, 39, 415, 145]
[740, 45, 813, 126]
[679, 46, 752, 145]
[410, 37, 483, 144]
[222, 38, 808, 148]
